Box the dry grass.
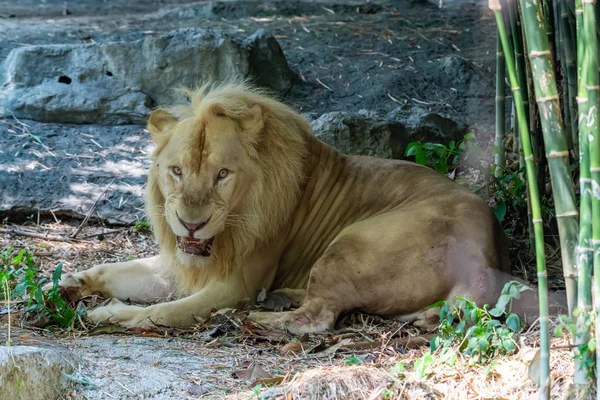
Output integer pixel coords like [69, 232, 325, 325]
[225, 332, 580, 400]
[0, 219, 156, 277]
[0, 219, 586, 399]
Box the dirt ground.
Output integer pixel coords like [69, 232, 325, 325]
[0, 0, 578, 399]
[0, 224, 579, 399]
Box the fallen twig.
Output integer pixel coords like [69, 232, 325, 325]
[387, 93, 404, 105]
[79, 229, 124, 240]
[316, 78, 333, 91]
[0, 227, 75, 242]
[71, 177, 116, 238]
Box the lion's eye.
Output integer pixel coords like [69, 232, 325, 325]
[218, 169, 229, 179]
[170, 166, 182, 176]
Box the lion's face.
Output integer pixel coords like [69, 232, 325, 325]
[148, 106, 262, 261]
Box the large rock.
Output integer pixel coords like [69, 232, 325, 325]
[309, 107, 467, 159]
[0, 345, 78, 400]
[0, 28, 295, 125]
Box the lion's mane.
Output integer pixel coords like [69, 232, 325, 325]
[145, 81, 312, 291]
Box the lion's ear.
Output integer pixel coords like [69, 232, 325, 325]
[147, 109, 177, 145]
[240, 104, 264, 138]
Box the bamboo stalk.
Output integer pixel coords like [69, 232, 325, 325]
[494, 34, 507, 177]
[574, 51, 593, 389]
[572, 0, 592, 388]
[575, 0, 584, 85]
[490, 1, 549, 396]
[508, 0, 535, 252]
[542, 0, 554, 55]
[509, 0, 530, 132]
[579, 0, 600, 394]
[560, 2, 579, 153]
[519, 0, 579, 317]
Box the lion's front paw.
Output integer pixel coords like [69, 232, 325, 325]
[42, 272, 91, 301]
[86, 299, 156, 329]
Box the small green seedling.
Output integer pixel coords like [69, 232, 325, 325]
[1, 246, 81, 328]
[345, 354, 361, 365]
[133, 220, 150, 234]
[554, 308, 597, 378]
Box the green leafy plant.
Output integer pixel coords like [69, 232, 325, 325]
[404, 132, 475, 175]
[429, 281, 531, 364]
[381, 389, 395, 399]
[1, 246, 80, 328]
[489, 167, 528, 223]
[554, 309, 596, 378]
[389, 361, 406, 376]
[413, 351, 434, 378]
[133, 220, 150, 234]
[0, 246, 21, 296]
[246, 383, 264, 400]
[345, 354, 361, 365]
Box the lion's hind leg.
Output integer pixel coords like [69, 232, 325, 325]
[250, 296, 338, 335]
[249, 241, 361, 335]
[272, 288, 306, 305]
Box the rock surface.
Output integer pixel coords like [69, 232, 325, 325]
[0, 28, 295, 124]
[0, 120, 151, 224]
[310, 107, 467, 159]
[0, 345, 78, 400]
[0, 109, 465, 224]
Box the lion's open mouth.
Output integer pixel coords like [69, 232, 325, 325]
[177, 236, 214, 257]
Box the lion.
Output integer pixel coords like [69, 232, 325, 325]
[56, 81, 564, 334]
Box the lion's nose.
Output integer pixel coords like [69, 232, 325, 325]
[177, 213, 208, 236]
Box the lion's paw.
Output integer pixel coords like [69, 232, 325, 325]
[86, 299, 155, 329]
[42, 272, 90, 301]
[249, 310, 332, 335]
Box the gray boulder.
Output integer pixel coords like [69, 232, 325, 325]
[0, 28, 295, 125]
[309, 107, 467, 159]
[0, 345, 78, 400]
